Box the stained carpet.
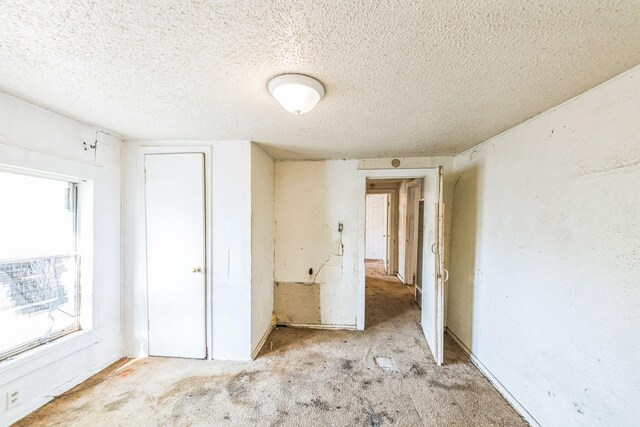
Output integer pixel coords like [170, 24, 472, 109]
[15, 260, 526, 426]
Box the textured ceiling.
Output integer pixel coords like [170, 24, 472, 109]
[1, 1, 639, 159]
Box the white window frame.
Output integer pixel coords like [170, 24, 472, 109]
[0, 165, 93, 363]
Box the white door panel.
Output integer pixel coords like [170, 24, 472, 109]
[421, 166, 445, 365]
[145, 153, 206, 359]
[366, 194, 387, 260]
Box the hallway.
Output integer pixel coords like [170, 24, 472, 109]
[17, 262, 525, 426]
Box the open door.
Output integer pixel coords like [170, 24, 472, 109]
[421, 166, 446, 365]
[435, 167, 447, 364]
[385, 194, 392, 274]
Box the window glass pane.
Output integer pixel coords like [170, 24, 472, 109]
[0, 171, 80, 359]
[0, 172, 75, 259]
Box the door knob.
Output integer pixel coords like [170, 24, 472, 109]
[192, 266, 203, 273]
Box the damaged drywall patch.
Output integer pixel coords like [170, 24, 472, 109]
[274, 281, 320, 286]
[273, 160, 359, 327]
[273, 281, 322, 324]
[309, 235, 345, 284]
[272, 230, 345, 325]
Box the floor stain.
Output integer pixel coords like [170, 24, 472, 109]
[360, 398, 395, 427]
[14, 260, 527, 427]
[311, 398, 332, 411]
[104, 392, 133, 412]
[117, 368, 134, 378]
[226, 371, 260, 404]
[429, 379, 471, 391]
[408, 362, 426, 377]
[156, 374, 226, 409]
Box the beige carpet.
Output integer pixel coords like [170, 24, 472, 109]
[16, 260, 526, 426]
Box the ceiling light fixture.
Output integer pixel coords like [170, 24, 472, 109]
[267, 74, 325, 114]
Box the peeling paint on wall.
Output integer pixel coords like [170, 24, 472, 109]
[274, 281, 321, 324]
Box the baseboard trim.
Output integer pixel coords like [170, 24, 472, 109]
[3, 394, 52, 426]
[275, 322, 358, 331]
[1, 353, 123, 426]
[251, 324, 275, 360]
[445, 328, 540, 427]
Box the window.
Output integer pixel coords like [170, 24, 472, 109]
[0, 170, 81, 361]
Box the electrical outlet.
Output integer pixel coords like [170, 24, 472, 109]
[7, 389, 19, 409]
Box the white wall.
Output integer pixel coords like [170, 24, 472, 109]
[274, 160, 359, 327]
[0, 92, 122, 425]
[274, 158, 453, 329]
[122, 140, 254, 361]
[448, 65, 640, 426]
[250, 145, 275, 356]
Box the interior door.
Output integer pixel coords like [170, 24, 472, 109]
[405, 181, 421, 284]
[435, 167, 446, 364]
[381, 194, 389, 270]
[145, 153, 206, 359]
[365, 194, 387, 260]
[405, 186, 414, 283]
[421, 166, 446, 365]
[385, 195, 392, 274]
[415, 200, 424, 306]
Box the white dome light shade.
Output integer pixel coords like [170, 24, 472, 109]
[268, 74, 325, 114]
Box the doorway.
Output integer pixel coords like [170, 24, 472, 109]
[358, 167, 447, 365]
[144, 153, 207, 359]
[405, 179, 422, 286]
[365, 193, 389, 269]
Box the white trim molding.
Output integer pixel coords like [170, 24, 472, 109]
[251, 324, 275, 360]
[132, 145, 214, 360]
[275, 323, 358, 331]
[356, 168, 435, 331]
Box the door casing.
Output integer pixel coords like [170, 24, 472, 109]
[145, 152, 206, 358]
[134, 146, 213, 360]
[366, 187, 399, 275]
[405, 179, 422, 284]
[357, 167, 446, 365]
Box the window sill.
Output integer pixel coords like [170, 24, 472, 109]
[0, 329, 98, 385]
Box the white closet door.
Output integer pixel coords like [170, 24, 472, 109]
[145, 153, 206, 359]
